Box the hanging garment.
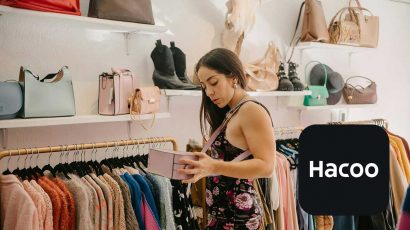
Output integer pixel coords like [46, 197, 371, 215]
[38, 177, 62, 230]
[389, 146, 408, 219]
[103, 173, 126, 230]
[22, 180, 47, 230]
[54, 177, 76, 230]
[146, 174, 177, 230]
[398, 185, 410, 230]
[0, 175, 40, 230]
[63, 174, 94, 230]
[389, 135, 410, 182]
[81, 177, 101, 230]
[85, 175, 107, 230]
[94, 175, 114, 230]
[105, 167, 140, 230]
[121, 173, 145, 229]
[42, 176, 70, 230]
[30, 180, 54, 230]
[132, 174, 161, 226]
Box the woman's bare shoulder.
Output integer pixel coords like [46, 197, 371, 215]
[237, 101, 271, 125]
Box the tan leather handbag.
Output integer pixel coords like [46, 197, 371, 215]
[328, 7, 361, 46]
[299, 0, 330, 43]
[88, 0, 155, 24]
[342, 76, 377, 104]
[329, 0, 379, 47]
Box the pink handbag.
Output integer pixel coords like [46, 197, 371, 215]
[98, 68, 138, 115]
[129, 86, 160, 116]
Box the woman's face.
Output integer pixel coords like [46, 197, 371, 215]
[197, 66, 235, 108]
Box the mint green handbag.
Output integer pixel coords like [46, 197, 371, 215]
[303, 61, 329, 106]
[19, 66, 76, 118]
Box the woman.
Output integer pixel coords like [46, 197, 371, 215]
[178, 48, 276, 230]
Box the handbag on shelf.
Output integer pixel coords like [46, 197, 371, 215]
[303, 61, 329, 106]
[19, 66, 76, 118]
[342, 76, 377, 104]
[245, 41, 280, 91]
[298, 0, 330, 43]
[0, 0, 81, 15]
[128, 86, 161, 129]
[347, 0, 379, 48]
[328, 7, 361, 46]
[98, 68, 138, 116]
[88, 0, 155, 24]
[0, 81, 23, 119]
[329, 0, 379, 47]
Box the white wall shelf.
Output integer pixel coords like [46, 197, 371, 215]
[288, 104, 377, 111]
[0, 113, 170, 129]
[164, 89, 312, 97]
[0, 5, 169, 34]
[296, 42, 374, 54]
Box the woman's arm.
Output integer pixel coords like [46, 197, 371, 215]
[178, 102, 275, 183]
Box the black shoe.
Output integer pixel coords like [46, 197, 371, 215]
[151, 40, 200, 90]
[277, 62, 294, 91]
[288, 62, 304, 91]
[170, 41, 194, 84]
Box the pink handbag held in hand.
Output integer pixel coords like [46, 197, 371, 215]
[98, 68, 138, 115]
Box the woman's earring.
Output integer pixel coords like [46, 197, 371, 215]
[233, 83, 238, 89]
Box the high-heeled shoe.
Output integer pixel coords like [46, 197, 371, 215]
[288, 62, 304, 91]
[277, 62, 294, 91]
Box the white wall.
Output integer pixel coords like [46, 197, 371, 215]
[0, 0, 409, 169]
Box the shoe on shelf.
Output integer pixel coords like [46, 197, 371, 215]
[170, 41, 195, 84]
[151, 40, 200, 90]
[288, 62, 304, 91]
[277, 62, 294, 91]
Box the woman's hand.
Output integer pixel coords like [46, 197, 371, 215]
[177, 152, 218, 183]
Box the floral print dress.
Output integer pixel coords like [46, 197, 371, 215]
[206, 100, 268, 230]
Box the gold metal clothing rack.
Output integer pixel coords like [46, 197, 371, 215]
[274, 126, 304, 139]
[329, 118, 389, 130]
[0, 137, 177, 161]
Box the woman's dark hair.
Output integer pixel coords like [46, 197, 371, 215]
[195, 48, 247, 138]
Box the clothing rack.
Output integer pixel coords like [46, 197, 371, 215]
[274, 126, 304, 139]
[0, 137, 177, 161]
[329, 118, 389, 130]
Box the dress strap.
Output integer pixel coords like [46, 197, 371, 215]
[223, 98, 273, 127]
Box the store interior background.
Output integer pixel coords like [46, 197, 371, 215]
[0, 0, 409, 169]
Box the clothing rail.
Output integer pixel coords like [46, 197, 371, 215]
[329, 118, 389, 130]
[0, 137, 177, 161]
[274, 126, 304, 139]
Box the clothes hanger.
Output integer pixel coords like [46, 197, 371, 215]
[90, 143, 104, 176]
[100, 142, 113, 171]
[12, 149, 22, 177]
[41, 146, 56, 177]
[33, 148, 44, 177]
[2, 151, 12, 175]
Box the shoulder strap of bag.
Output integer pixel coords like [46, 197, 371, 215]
[286, 1, 305, 62]
[304, 60, 328, 86]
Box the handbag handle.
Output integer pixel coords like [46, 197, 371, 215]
[304, 61, 328, 86]
[349, 0, 362, 8]
[40, 66, 68, 83]
[129, 90, 156, 131]
[345, 76, 374, 84]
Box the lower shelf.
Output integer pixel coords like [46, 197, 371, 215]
[288, 104, 377, 110]
[0, 113, 171, 128]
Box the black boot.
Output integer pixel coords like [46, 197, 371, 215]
[288, 62, 304, 91]
[170, 41, 194, 84]
[151, 40, 200, 90]
[277, 62, 294, 91]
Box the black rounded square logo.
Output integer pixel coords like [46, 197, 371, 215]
[298, 125, 389, 215]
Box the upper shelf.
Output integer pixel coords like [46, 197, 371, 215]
[0, 113, 170, 129]
[164, 89, 312, 97]
[296, 42, 374, 54]
[0, 5, 169, 33]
